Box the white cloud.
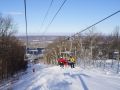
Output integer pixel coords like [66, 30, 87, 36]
[3, 11, 24, 16]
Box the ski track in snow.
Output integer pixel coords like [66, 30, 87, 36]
[1, 63, 120, 90]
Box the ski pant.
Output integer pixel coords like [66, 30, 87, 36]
[70, 62, 75, 68]
[59, 62, 64, 67]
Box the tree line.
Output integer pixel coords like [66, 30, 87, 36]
[43, 26, 120, 72]
[0, 14, 27, 81]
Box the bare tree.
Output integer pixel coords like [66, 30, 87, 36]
[0, 14, 27, 81]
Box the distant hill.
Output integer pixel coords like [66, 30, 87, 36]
[16, 35, 65, 48]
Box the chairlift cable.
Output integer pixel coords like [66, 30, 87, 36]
[66, 10, 120, 40]
[24, 0, 28, 54]
[42, 0, 68, 35]
[40, 0, 54, 30]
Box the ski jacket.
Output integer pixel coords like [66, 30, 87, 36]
[57, 58, 67, 64]
[70, 57, 75, 63]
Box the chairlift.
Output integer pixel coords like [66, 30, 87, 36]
[61, 51, 73, 54]
[60, 51, 74, 58]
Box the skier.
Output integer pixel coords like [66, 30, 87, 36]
[57, 57, 64, 67]
[69, 56, 76, 68]
[33, 68, 35, 72]
[58, 57, 67, 67]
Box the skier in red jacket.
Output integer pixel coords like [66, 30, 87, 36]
[57, 57, 67, 67]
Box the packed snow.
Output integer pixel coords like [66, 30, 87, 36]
[1, 63, 120, 90]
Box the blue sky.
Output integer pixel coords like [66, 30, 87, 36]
[0, 0, 120, 36]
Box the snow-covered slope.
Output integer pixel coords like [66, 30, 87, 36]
[1, 63, 120, 90]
